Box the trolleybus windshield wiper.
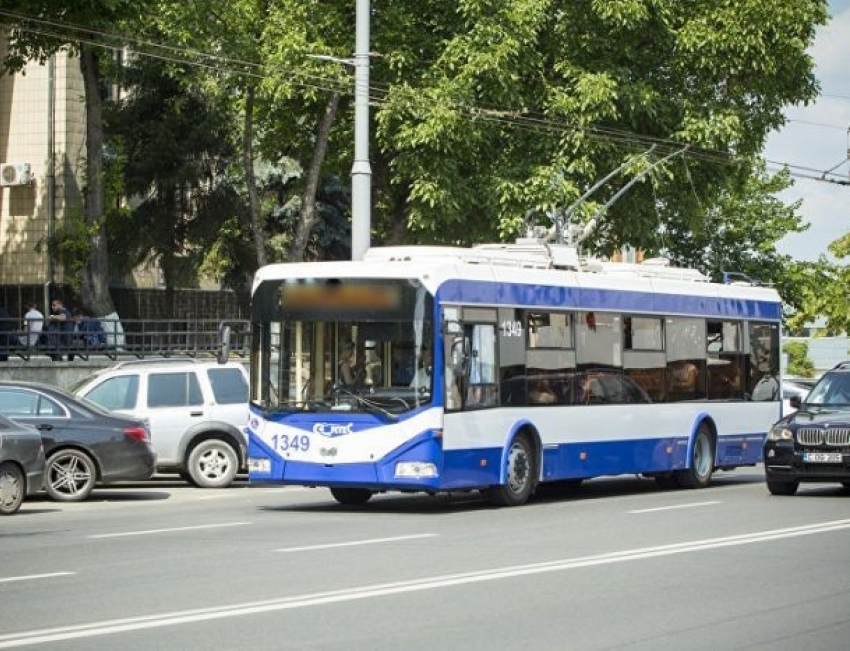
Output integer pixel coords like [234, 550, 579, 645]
[328, 385, 398, 422]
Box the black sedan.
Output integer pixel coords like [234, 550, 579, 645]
[0, 414, 45, 514]
[764, 362, 850, 495]
[0, 381, 156, 502]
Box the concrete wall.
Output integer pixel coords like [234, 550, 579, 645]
[0, 360, 111, 390]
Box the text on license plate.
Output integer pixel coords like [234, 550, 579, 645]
[803, 452, 842, 463]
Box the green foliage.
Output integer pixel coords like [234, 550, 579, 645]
[785, 231, 850, 335]
[267, 174, 351, 261]
[36, 211, 98, 290]
[106, 53, 241, 287]
[375, 0, 827, 248]
[783, 341, 815, 379]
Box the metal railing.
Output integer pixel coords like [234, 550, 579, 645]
[0, 318, 250, 361]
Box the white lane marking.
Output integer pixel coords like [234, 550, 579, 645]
[197, 487, 312, 500]
[3, 519, 849, 648]
[0, 572, 75, 584]
[88, 522, 251, 539]
[629, 501, 721, 514]
[276, 534, 439, 553]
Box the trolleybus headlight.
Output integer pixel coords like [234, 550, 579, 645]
[766, 426, 793, 442]
[395, 462, 438, 479]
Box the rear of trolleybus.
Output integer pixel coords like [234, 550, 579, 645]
[245, 273, 442, 505]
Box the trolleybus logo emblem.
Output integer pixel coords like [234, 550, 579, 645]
[312, 423, 354, 437]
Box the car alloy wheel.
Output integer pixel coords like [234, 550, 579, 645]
[45, 450, 96, 502]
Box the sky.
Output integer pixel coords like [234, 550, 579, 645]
[766, 0, 850, 261]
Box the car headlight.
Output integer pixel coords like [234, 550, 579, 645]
[767, 426, 793, 442]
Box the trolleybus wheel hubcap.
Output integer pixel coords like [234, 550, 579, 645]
[694, 432, 711, 478]
[507, 443, 530, 494]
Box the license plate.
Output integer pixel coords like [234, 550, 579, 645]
[803, 452, 842, 464]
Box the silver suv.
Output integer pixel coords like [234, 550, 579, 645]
[73, 359, 248, 488]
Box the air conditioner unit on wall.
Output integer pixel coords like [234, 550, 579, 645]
[0, 163, 33, 187]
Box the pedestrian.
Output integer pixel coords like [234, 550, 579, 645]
[70, 308, 106, 360]
[45, 297, 72, 361]
[19, 301, 44, 349]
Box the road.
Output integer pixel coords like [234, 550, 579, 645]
[2, 469, 849, 650]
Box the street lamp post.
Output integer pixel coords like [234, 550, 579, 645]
[351, 0, 371, 261]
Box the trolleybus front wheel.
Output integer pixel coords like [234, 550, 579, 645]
[330, 487, 373, 506]
[488, 434, 536, 507]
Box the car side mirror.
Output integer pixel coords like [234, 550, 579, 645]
[789, 395, 802, 409]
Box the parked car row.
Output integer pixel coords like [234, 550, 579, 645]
[0, 359, 250, 514]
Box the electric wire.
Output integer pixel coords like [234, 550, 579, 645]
[0, 10, 733, 162]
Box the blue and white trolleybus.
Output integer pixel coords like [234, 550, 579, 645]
[246, 241, 781, 506]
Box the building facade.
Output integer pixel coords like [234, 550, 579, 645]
[0, 38, 85, 287]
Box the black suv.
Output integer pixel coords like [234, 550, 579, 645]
[764, 362, 850, 495]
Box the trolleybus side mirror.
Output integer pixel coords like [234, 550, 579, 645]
[217, 323, 232, 365]
[451, 335, 471, 377]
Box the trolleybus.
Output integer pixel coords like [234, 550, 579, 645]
[245, 241, 781, 506]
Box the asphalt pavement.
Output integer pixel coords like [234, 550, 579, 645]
[2, 469, 850, 650]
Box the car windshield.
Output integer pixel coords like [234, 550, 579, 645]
[805, 371, 850, 407]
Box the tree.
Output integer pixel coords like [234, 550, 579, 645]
[659, 164, 813, 315]
[785, 232, 850, 336]
[0, 1, 154, 316]
[374, 0, 827, 254]
[152, 0, 352, 268]
[783, 341, 815, 378]
[106, 54, 238, 315]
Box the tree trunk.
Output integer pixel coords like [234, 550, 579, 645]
[243, 85, 266, 270]
[78, 45, 116, 317]
[373, 150, 407, 245]
[289, 92, 340, 263]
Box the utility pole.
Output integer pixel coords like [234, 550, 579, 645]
[351, 0, 371, 261]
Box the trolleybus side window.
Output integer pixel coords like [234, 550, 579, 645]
[707, 320, 745, 400]
[623, 316, 666, 402]
[666, 317, 707, 401]
[463, 307, 498, 410]
[748, 322, 780, 401]
[576, 311, 622, 370]
[525, 311, 575, 406]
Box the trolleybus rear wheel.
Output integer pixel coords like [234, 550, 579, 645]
[675, 424, 715, 489]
